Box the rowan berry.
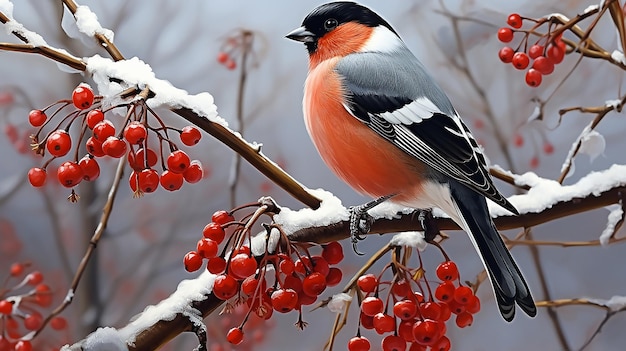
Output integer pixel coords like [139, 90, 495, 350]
[28, 109, 47, 127]
[348, 336, 371, 351]
[123, 122, 147, 145]
[213, 274, 238, 300]
[57, 161, 83, 188]
[86, 109, 104, 129]
[137, 168, 159, 193]
[382, 335, 406, 351]
[229, 253, 258, 280]
[393, 299, 418, 320]
[28, 167, 47, 187]
[226, 327, 244, 345]
[512, 52, 530, 69]
[454, 286, 474, 305]
[50, 316, 68, 330]
[532, 56, 554, 75]
[14, 340, 33, 351]
[507, 13, 523, 29]
[160, 170, 184, 191]
[302, 272, 326, 297]
[373, 312, 395, 334]
[361, 296, 384, 316]
[525, 68, 543, 87]
[498, 46, 514, 63]
[86, 137, 105, 157]
[207, 257, 226, 274]
[92, 120, 115, 141]
[79, 155, 100, 181]
[196, 238, 218, 259]
[271, 288, 298, 313]
[180, 126, 202, 146]
[435, 261, 459, 281]
[455, 311, 473, 328]
[202, 222, 225, 243]
[183, 251, 203, 272]
[326, 267, 342, 286]
[412, 319, 441, 346]
[432, 336, 451, 351]
[0, 300, 12, 314]
[497, 27, 514, 43]
[528, 44, 544, 59]
[102, 137, 127, 158]
[167, 150, 191, 173]
[321, 241, 344, 264]
[357, 274, 378, 293]
[46, 130, 72, 157]
[434, 281, 455, 302]
[183, 160, 204, 183]
[72, 85, 94, 109]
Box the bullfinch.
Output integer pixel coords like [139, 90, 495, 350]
[286, 1, 536, 321]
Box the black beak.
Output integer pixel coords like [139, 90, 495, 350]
[286, 26, 315, 43]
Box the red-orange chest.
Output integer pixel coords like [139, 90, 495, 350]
[303, 59, 424, 198]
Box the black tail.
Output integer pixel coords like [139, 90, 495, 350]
[449, 182, 536, 321]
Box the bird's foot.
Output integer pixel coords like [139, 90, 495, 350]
[348, 195, 394, 255]
[416, 208, 440, 242]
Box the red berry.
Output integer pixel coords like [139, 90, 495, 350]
[72, 85, 95, 109]
[0, 300, 12, 315]
[412, 319, 441, 346]
[436, 261, 459, 281]
[160, 170, 184, 191]
[497, 27, 514, 43]
[14, 340, 33, 351]
[454, 286, 474, 305]
[373, 312, 395, 334]
[514, 133, 524, 147]
[183, 160, 204, 183]
[57, 161, 83, 188]
[86, 109, 104, 129]
[512, 52, 530, 69]
[28, 167, 47, 187]
[196, 238, 218, 259]
[211, 210, 234, 225]
[217, 52, 229, 64]
[123, 122, 147, 145]
[226, 327, 244, 345]
[357, 274, 378, 293]
[348, 336, 371, 351]
[229, 253, 258, 280]
[213, 274, 238, 300]
[10, 263, 24, 276]
[202, 222, 225, 243]
[543, 142, 554, 155]
[321, 241, 344, 264]
[207, 257, 226, 274]
[79, 155, 100, 181]
[507, 13, 523, 29]
[183, 251, 203, 272]
[302, 272, 327, 296]
[271, 288, 298, 313]
[530, 156, 540, 168]
[455, 311, 474, 327]
[241, 276, 261, 296]
[525, 68, 543, 87]
[310, 255, 330, 276]
[392, 279, 411, 298]
[532, 56, 554, 75]
[225, 59, 237, 70]
[393, 299, 418, 320]
[28, 109, 47, 127]
[398, 320, 417, 342]
[34, 284, 52, 307]
[360, 312, 375, 330]
[498, 46, 514, 63]
[279, 257, 295, 275]
[46, 130, 72, 157]
[447, 300, 466, 315]
[180, 126, 202, 146]
[382, 335, 406, 351]
[86, 136, 105, 157]
[137, 169, 159, 193]
[547, 44, 565, 64]
[128, 148, 158, 170]
[434, 281, 455, 302]
[361, 296, 384, 317]
[102, 137, 127, 158]
[283, 275, 303, 293]
[420, 301, 442, 321]
[26, 271, 43, 285]
[24, 313, 43, 330]
[432, 336, 451, 351]
[326, 267, 343, 286]
[50, 316, 67, 330]
[466, 294, 481, 314]
[528, 44, 544, 59]
[167, 150, 191, 173]
[92, 120, 116, 141]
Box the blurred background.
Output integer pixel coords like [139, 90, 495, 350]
[1, 0, 625, 350]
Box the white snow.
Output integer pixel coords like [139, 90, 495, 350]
[0, 4, 48, 47]
[495, 164, 626, 216]
[274, 188, 349, 234]
[117, 272, 215, 345]
[605, 99, 621, 109]
[61, 327, 127, 351]
[578, 130, 605, 161]
[389, 231, 427, 251]
[85, 55, 224, 125]
[611, 50, 626, 66]
[74, 5, 114, 42]
[599, 204, 623, 246]
[588, 295, 626, 312]
[64, 288, 75, 303]
[327, 293, 352, 313]
[584, 4, 600, 14]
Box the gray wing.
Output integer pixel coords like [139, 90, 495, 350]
[335, 50, 517, 214]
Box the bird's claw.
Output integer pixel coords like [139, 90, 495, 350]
[348, 195, 394, 255]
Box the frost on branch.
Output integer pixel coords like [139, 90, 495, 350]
[599, 204, 624, 247]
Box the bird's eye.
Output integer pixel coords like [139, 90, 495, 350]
[324, 18, 338, 31]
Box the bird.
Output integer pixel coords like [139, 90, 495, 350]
[286, 1, 536, 321]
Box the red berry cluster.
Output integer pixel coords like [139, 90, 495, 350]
[348, 260, 480, 351]
[497, 13, 568, 87]
[26, 84, 205, 200]
[183, 207, 345, 345]
[0, 263, 67, 351]
[215, 30, 256, 71]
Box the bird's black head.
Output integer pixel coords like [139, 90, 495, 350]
[286, 2, 397, 54]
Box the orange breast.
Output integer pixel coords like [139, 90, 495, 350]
[303, 59, 425, 199]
